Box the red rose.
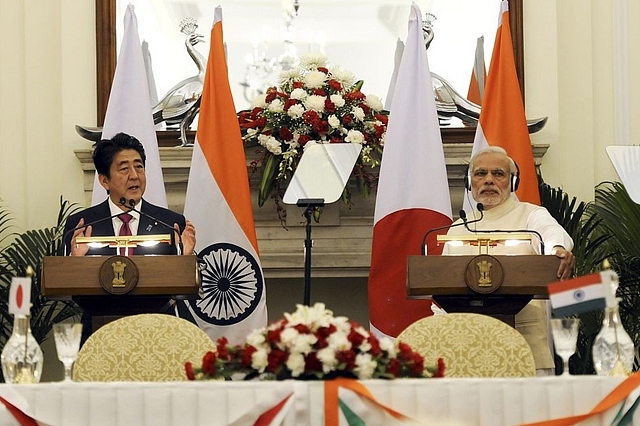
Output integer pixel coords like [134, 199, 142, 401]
[313, 120, 329, 134]
[317, 66, 329, 74]
[265, 87, 278, 103]
[313, 88, 326, 96]
[292, 81, 304, 89]
[358, 103, 371, 115]
[386, 358, 400, 377]
[298, 134, 311, 146]
[328, 79, 342, 91]
[242, 345, 258, 368]
[336, 350, 356, 370]
[284, 98, 298, 111]
[374, 113, 388, 125]
[185, 362, 196, 380]
[267, 328, 283, 344]
[342, 114, 353, 125]
[267, 349, 288, 371]
[347, 326, 365, 347]
[343, 91, 366, 101]
[279, 127, 294, 141]
[202, 351, 217, 376]
[305, 352, 323, 373]
[303, 110, 320, 124]
[434, 357, 446, 378]
[293, 323, 310, 334]
[324, 98, 336, 112]
[251, 107, 264, 119]
[374, 124, 385, 138]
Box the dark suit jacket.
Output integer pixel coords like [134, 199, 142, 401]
[62, 199, 186, 256]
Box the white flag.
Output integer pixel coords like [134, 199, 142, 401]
[9, 277, 31, 316]
[368, 2, 452, 339]
[91, 4, 167, 207]
[176, 7, 267, 345]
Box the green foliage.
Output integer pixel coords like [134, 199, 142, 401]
[540, 180, 640, 374]
[0, 197, 83, 349]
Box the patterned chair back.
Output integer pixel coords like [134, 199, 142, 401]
[397, 313, 536, 377]
[73, 313, 216, 382]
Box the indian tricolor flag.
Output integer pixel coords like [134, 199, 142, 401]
[464, 0, 540, 213]
[368, 3, 452, 339]
[548, 271, 615, 317]
[176, 6, 267, 345]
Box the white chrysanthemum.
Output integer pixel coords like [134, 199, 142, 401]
[251, 348, 269, 372]
[246, 329, 267, 348]
[365, 94, 384, 111]
[258, 135, 282, 155]
[279, 327, 300, 347]
[289, 88, 306, 101]
[304, 95, 326, 112]
[286, 352, 306, 377]
[268, 99, 285, 112]
[287, 303, 333, 327]
[287, 103, 305, 118]
[329, 94, 345, 108]
[345, 129, 365, 144]
[352, 106, 365, 121]
[327, 329, 351, 351]
[278, 68, 300, 85]
[328, 115, 341, 128]
[304, 70, 327, 89]
[329, 65, 356, 88]
[292, 333, 317, 355]
[250, 94, 268, 109]
[245, 128, 258, 137]
[317, 347, 338, 373]
[379, 337, 397, 358]
[299, 52, 328, 70]
[355, 353, 377, 379]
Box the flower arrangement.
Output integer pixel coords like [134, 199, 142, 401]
[185, 303, 445, 381]
[237, 53, 388, 210]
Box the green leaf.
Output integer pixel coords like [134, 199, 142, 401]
[258, 153, 281, 207]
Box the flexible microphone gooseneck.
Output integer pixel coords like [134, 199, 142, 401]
[460, 202, 545, 254]
[420, 205, 485, 255]
[119, 198, 184, 254]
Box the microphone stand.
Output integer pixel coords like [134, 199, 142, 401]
[297, 198, 324, 306]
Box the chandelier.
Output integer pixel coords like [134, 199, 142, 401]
[240, 0, 301, 102]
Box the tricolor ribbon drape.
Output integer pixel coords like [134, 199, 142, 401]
[519, 372, 640, 426]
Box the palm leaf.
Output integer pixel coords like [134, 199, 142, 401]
[0, 197, 83, 357]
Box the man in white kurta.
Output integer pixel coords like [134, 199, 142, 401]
[443, 147, 575, 374]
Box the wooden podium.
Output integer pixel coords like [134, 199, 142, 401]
[42, 255, 199, 330]
[406, 255, 559, 326]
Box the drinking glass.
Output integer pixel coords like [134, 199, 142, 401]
[53, 323, 83, 382]
[551, 318, 580, 376]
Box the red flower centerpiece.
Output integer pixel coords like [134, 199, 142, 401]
[185, 303, 445, 381]
[238, 53, 388, 210]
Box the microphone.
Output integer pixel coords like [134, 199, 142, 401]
[119, 198, 184, 254]
[460, 203, 485, 232]
[420, 207, 484, 255]
[460, 203, 545, 254]
[62, 209, 128, 256]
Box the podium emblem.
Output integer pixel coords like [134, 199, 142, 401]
[99, 255, 139, 295]
[465, 254, 504, 294]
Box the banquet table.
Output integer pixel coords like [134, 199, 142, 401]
[0, 376, 637, 426]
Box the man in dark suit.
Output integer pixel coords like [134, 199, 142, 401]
[62, 132, 196, 341]
[63, 132, 195, 255]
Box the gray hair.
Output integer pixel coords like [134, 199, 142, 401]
[469, 146, 518, 175]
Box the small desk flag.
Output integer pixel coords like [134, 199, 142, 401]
[9, 277, 31, 316]
[548, 271, 615, 317]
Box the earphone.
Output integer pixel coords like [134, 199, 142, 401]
[464, 161, 520, 192]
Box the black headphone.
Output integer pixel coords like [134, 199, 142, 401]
[464, 161, 520, 192]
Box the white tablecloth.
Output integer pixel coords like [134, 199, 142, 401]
[0, 376, 636, 426]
